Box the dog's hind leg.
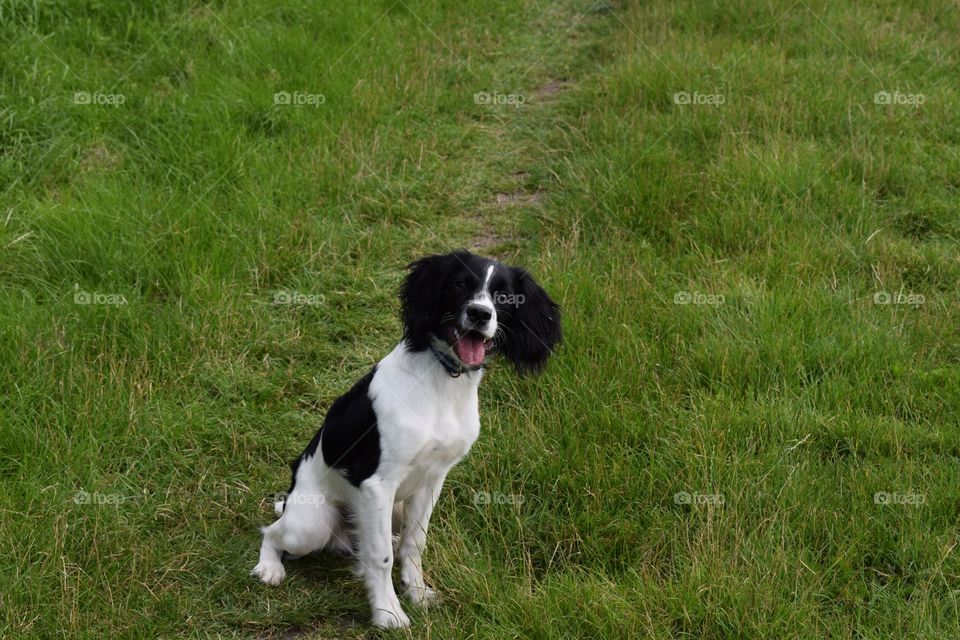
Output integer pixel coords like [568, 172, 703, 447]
[252, 465, 339, 585]
[252, 518, 289, 586]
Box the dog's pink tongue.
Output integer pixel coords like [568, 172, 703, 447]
[455, 333, 486, 366]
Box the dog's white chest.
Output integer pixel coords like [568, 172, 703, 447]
[420, 416, 479, 466]
[408, 400, 479, 482]
[392, 415, 478, 501]
[369, 344, 484, 497]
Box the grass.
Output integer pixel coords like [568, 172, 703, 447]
[2, 0, 960, 637]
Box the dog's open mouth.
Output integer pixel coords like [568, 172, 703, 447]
[446, 327, 494, 367]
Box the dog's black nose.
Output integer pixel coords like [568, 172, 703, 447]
[465, 304, 492, 323]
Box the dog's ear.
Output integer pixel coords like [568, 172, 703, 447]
[400, 253, 454, 351]
[499, 267, 562, 375]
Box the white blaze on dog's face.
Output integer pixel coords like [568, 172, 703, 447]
[446, 264, 498, 366]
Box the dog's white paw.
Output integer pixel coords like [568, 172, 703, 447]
[251, 560, 286, 586]
[371, 605, 411, 629]
[405, 585, 439, 608]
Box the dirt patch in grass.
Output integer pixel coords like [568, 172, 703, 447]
[532, 79, 571, 102]
[493, 189, 544, 208]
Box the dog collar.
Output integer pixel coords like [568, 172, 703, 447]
[429, 340, 482, 378]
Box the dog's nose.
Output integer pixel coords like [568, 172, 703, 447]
[465, 304, 492, 324]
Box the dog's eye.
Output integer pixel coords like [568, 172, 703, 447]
[454, 280, 466, 290]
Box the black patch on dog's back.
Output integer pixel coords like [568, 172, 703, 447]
[319, 367, 381, 486]
[286, 367, 381, 497]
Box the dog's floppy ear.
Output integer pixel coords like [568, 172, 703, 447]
[400, 253, 455, 351]
[500, 266, 562, 375]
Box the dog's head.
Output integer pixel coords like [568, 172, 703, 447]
[400, 250, 561, 374]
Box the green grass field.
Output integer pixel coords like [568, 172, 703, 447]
[3, 0, 960, 637]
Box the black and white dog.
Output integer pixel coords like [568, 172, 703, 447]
[252, 250, 561, 628]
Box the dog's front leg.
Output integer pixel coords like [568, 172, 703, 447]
[399, 473, 445, 607]
[355, 477, 410, 629]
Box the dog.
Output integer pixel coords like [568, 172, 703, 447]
[252, 249, 561, 628]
